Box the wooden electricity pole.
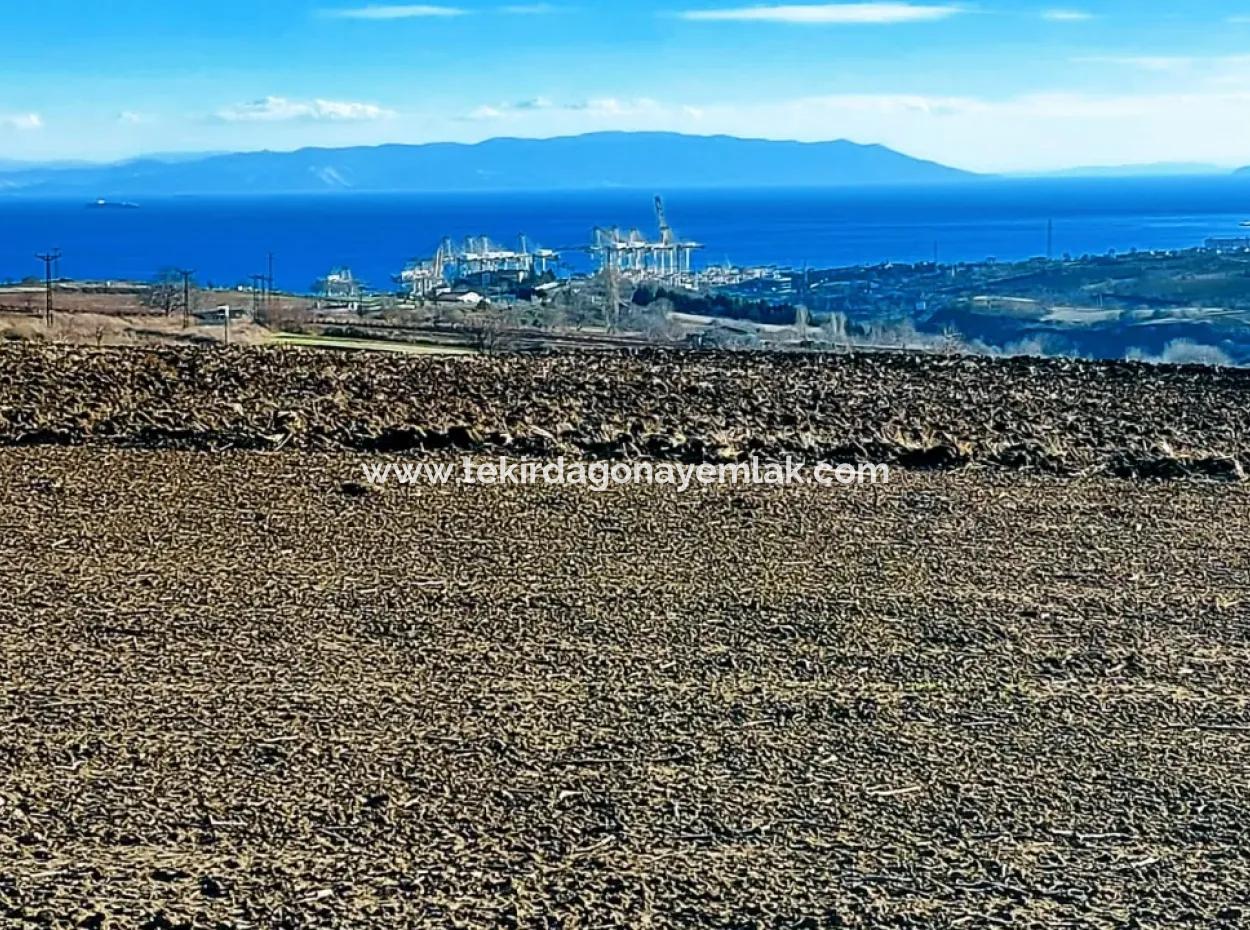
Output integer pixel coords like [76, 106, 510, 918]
[36, 249, 62, 327]
[177, 269, 195, 328]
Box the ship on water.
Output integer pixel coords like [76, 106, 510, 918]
[87, 198, 139, 209]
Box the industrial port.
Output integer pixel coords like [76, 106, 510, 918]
[390, 196, 737, 305]
[278, 195, 1250, 366]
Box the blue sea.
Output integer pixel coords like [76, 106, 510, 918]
[1, 177, 1248, 292]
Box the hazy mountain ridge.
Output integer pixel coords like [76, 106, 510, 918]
[0, 133, 974, 195]
[1035, 162, 1234, 178]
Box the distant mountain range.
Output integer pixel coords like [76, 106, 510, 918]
[0, 133, 975, 196]
[1032, 162, 1236, 179]
[5, 134, 1249, 196]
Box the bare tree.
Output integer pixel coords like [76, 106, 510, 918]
[469, 316, 510, 354]
[822, 311, 850, 350]
[145, 269, 181, 316]
[939, 325, 965, 356]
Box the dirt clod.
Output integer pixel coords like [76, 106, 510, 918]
[3, 345, 1249, 927]
[2, 343, 1248, 478]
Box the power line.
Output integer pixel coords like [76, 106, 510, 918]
[35, 249, 62, 328]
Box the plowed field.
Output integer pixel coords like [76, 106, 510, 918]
[1, 345, 1249, 928]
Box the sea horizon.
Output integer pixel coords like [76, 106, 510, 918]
[3, 175, 1249, 292]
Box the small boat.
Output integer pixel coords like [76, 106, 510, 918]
[87, 198, 139, 209]
[1241, 220, 1250, 228]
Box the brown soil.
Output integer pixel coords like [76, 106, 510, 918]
[1, 448, 1248, 928]
[1, 344, 1248, 478]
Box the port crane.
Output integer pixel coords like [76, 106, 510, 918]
[400, 234, 558, 297]
[655, 195, 673, 245]
[398, 196, 701, 298]
[588, 196, 703, 285]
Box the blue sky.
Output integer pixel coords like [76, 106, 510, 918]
[3, 1, 1250, 170]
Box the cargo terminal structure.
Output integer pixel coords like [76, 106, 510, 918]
[400, 236, 559, 299]
[397, 196, 705, 300]
[590, 196, 703, 289]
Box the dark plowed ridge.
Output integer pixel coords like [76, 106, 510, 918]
[2, 449, 1249, 928]
[2, 344, 1249, 477]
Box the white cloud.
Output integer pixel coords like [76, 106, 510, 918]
[678, 3, 964, 24]
[512, 96, 557, 110]
[466, 97, 556, 119]
[500, 3, 564, 12]
[322, 4, 465, 19]
[466, 96, 669, 120]
[215, 96, 396, 122]
[1041, 9, 1093, 21]
[118, 111, 153, 125]
[572, 97, 665, 115]
[1, 113, 43, 131]
[314, 99, 397, 120]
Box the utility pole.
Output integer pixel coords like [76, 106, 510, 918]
[266, 252, 275, 322]
[177, 269, 195, 328]
[250, 274, 266, 322]
[36, 249, 62, 328]
[1046, 219, 1054, 261]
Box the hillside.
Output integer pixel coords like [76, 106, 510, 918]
[0, 132, 973, 195]
[1038, 162, 1231, 178]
